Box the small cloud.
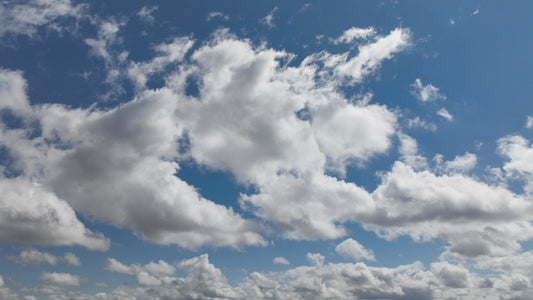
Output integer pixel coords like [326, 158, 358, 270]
[306, 253, 325, 267]
[449, 19, 456, 25]
[297, 3, 312, 14]
[437, 108, 453, 121]
[410, 78, 446, 102]
[332, 27, 376, 45]
[407, 117, 437, 131]
[40, 272, 81, 287]
[138, 6, 158, 23]
[472, 9, 480, 15]
[261, 7, 278, 29]
[335, 238, 376, 261]
[526, 116, 533, 129]
[63, 253, 81, 266]
[207, 11, 229, 22]
[273, 257, 290, 265]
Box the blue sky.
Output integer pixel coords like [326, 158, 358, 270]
[1, 0, 533, 299]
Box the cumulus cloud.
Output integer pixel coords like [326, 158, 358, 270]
[40, 272, 80, 287]
[273, 257, 291, 265]
[105, 258, 176, 286]
[0, 0, 85, 38]
[444, 152, 477, 173]
[335, 238, 376, 261]
[410, 78, 446, 102]
[498, 135, 533, 194]
[407, 117, 437, 131]
[437, 107, 453, 121]
[332, 27, 376, 44]
[8, 249, 82, 266]
[366, 161, 533, 258]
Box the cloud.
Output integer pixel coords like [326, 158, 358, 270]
[444, 152, 477, 173]
[8, 249, 82, 266]
[40, 272, 81, 287]
[407, 117, 437, 131]
[410, 78, 446, 102]
[0, 0, 86, 38]
[104, 258, 176, 286]
[306, 252, 325, 267]
[63, 253, 81, 266]
[472, 9, 480, 16]
[137, 6, 157, 23]
[526, 116, 533, 129]
[332, 27, 376, 45]
[437, 107, 453, 121]
[449, 19, 456, 25]
[366, 161, 533, 258]
[207, 11, 229, 22]
[335, 238, 376, 261]
[8, 249, 58, 265]
[498, 135, 533, 194]
[273, 257, 291, 265]
[261, 7, 278, 29]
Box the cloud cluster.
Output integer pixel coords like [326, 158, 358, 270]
[12, 253, 533, 299]
[8, 249, 81, 266]
[0, 0, 85, 38]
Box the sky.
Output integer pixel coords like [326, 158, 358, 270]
[1, 0, 533, 299]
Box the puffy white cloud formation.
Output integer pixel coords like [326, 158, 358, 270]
[410, 78, 446, 102]
[499, 135, 533, 194]
[40, 272, 80, 287]
[335, 238, 376, 261]
[0, 0, 85, 38]
[16, 253, 533, 299]
[367, 161, 533, 258]
[104, 258, 176, 286]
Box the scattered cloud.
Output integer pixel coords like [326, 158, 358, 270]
[437, 107, 453, 121]
[449, 19, 456, 25]
[207, 11, 229, 22]
[0, 0, 86, 38]
[332, 27, 376, 44]
[137, 6, 158, 23]
[410, 78, 446, 102]
[335, 238, 376, 261]
[444, 152, 477, 173]
[472, 9, 480, 16]
[261, 7, 278, 29]
[526, 116, 533, 128]
[407, 117, 437, 131]
[8, 249, 82, 266]
[273, 257, 291, 265]
[40, 272, 81, 287]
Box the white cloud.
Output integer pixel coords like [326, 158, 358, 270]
[273, 257, 291, 265]
[306, 252, 325, 267]
[332, 27, 376, 44]
[207, 11, 229, 22]
[407, 117, 437, 131]
[63, 253, 81, 266]
[9, 249, 58, 265]
[410, 78, 446, 102]
[498, 135, 533, 194]
[261, 7, 278, 29]
[0, 178, 110, 251]
[40, 272, 81, 287]
[317, 28, 411, 85]
[104, 258, 176, 287]
[0, 0, 86, 38]
[437, 107, 453, 121]
[8, 249, 82, 266]
[367, 161, 533, 258]
[449, 19, 456, 25]
[335, 238, 376, 261]
[526, 116, 533, 128]
[137, 6, 157, 23]
[444, 152, 477, 173]
[398, 133, 428, 170]
[472, 9, 480, 16]
[0, 69, 31, 112]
